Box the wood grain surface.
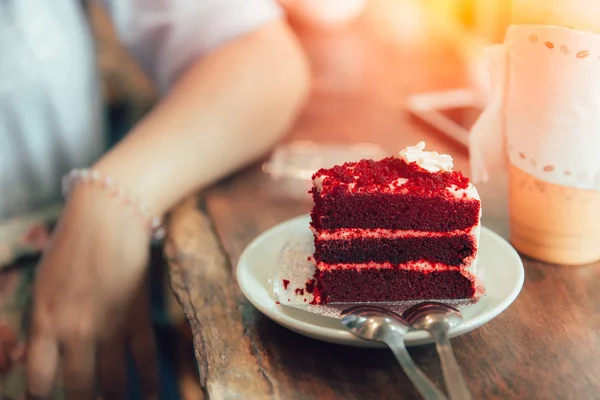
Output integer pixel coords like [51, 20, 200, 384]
[165, 1, 600, 398]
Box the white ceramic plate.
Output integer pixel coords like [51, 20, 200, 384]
[237, 214, 524, 347]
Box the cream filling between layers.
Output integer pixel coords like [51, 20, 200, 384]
[315, 260, 477, 277]
[312, 220, 481, 276]
[313, 224, 480, 240]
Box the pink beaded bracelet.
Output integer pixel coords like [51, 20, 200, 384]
[61, 168, 165, 242]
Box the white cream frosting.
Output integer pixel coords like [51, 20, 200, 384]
[315, 260, 478, 275]
[446, 183, 481, 200]
[313, 175, 326, 191]
[313, 225, 480, 240]
[398, 141, 454, 172]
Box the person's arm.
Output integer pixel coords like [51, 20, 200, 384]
[95, 19, 310, 215]
[25, 14, 310, 400]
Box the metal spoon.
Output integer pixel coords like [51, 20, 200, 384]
[402, 302, 473, 400]
[341, 306, 448, 400]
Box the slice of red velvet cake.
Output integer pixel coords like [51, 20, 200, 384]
[309, 141, 481, 304]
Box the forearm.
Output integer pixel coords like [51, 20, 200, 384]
[94, 20, 310, 215]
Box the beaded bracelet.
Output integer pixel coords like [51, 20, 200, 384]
[61, 168, 165, 242]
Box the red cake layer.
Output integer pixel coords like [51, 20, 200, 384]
[311, 193, 479, 231]
[314, 235, 475, 266]
[314, 267, 476, 303]
[311, 157, 480, 231]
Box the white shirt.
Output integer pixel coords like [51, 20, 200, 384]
[0, 0, 281, 219]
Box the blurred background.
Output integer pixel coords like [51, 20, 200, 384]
[93, 0, 513, 136]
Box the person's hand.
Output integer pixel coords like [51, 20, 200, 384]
[26, 185, 159, 400]
[0, 322, 25, 376]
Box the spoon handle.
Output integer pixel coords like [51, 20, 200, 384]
[385, 339, 448, 400]
[433, 329, 473, 400]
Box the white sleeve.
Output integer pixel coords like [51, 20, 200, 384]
[98, 0, 284, 93]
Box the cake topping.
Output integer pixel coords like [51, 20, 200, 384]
[311, 142, 471, 198]
[313, 175, 327, 191]
[398, 141, 454, 172]
[312, 157, 470, 196]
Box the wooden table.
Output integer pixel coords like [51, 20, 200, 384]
[165, 2, 600, 398]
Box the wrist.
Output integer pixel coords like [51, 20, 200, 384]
[62, 168, 165, 242]
[92, 151, 175, 216]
